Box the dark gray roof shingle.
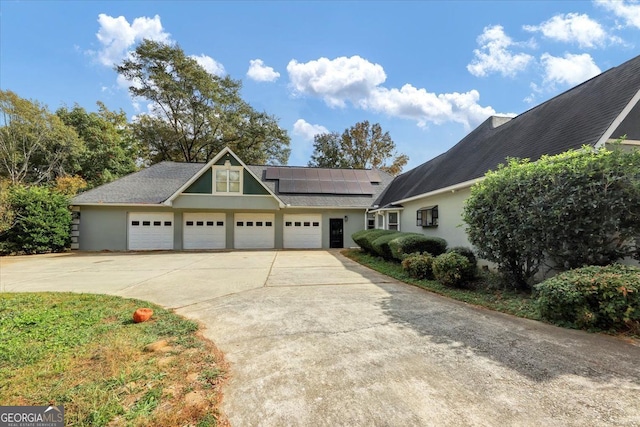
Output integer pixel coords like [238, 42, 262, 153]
[376, 54, 640, 207]
[72, 162, 204, 204]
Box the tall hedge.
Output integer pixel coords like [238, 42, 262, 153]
[0, 185, 71, 254]
[463, 146, 640, 288]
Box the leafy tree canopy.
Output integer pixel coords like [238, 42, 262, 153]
[308, 121, 408, 175]
[116, 39, 290, 165]
[0, 90, 83, 185]
[56, 103, 138, 187]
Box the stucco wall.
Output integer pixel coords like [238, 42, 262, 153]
[398, 187, 473, 249]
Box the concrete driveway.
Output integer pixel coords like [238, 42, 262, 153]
[2, 250, 640, 426]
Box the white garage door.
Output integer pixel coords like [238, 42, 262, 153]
[234, 213, 275, 249]
[283, 214, 322, 248]
[183, 213, 226, 250]
[128, 212, 174, 250]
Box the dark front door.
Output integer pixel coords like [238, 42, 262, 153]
[329, 218, 344, 248]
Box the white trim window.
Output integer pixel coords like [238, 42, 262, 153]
[215, 166, 241, 193]
[388, 211, 399, 231]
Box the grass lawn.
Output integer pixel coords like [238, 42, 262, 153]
[0, 292, 228, 427]
[343, 249, 540, 321]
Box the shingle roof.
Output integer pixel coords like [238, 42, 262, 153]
[72, 160, 393, 208]
[375, 54, 640, 208]
[72, 162, 203, 204]
[247, 165, 394, 208]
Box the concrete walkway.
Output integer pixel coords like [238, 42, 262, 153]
[2, 250, 640, 426]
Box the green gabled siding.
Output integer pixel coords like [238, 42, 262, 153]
[184, 168, 212, 193]
[243, 169, 269, 195]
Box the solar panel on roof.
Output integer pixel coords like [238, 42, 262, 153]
[279, 168, 293, 179]
[317, 169, 332, 180]
[320, 180, 335, 193]
[366, 170, 381, 183]
[307, 180, 322, 193]
[292, 168, 307, 179]
[330, 169, 344, 180]
[305, 169, 319, 180]
[359, 182, 375, 194]
[279, 179, 294, 192]
[342, 169, 357, 181]
[346, 181, 361, 194]
[353, 170, 369, 181]
[334, 180, 348, 193]
[296, 180, 309, 192]
[265, 167, 280, 180]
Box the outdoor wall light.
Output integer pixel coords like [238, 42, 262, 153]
[344, 215, 348, 222]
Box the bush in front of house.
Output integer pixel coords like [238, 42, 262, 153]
[352, 229, 397, 254]
[534, 264, 640, 332]
[432, 252, 474, 287]
[463, 146, 640, 289]
[446, 246, 478, 279]
[0, 185, 71, 254]
[389, 234, 448, 261]
[401, 253, 435, 280]
[371, 232, 404, 260]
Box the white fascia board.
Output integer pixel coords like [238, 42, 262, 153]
[368, 206, 405, 214]
[163, 146, 285, 208]
[71, 202, 169, 207]
[283, 205, 369, 210]
[387, 177, 484, 206]
[595, 88, 640, 149]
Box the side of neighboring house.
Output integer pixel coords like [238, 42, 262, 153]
[369, 55, 640, 254]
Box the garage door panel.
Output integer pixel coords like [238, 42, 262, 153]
[234, 213, 274, 249]
[184, 213, 226, 250]
[283, 214, 322, 249]
[128, 213, 174, 250]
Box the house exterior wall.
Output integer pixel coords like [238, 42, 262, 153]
[171, 194, 280, 210]
[397, 187, 473, 249]
[76, 205, 366, 251]
[77, 205, 176, 251]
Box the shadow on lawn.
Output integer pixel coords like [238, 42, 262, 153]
[333, 251, 640, 385]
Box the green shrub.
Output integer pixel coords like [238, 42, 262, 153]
[535, 264, 640, 331]
[446, 246, 478, 279]
[0, 185, 71, 254]
[432, 252, 473, 287]
[371, 232, 404, 260]
[352, 229, 396, 254]
[401, 253, 434, 280]
[463, 146, 640, 289]
[389, 234, 448, 261]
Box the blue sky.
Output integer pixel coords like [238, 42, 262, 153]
[2, 1, 640, 169]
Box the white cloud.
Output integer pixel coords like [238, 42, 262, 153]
[287, 55, 495, 129]
[540, 53, 601, 86]
[596, 0, 640, 29]
[190, 54, 225, 76]
[287, 56, 387, 107]
[95, 14, 171, 67]
[467, 25, 534, 77]
[292, 119, 329, 141]
[523, 13, 611, 48]
[247, 59, 280, 82]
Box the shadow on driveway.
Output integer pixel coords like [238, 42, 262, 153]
[332, 251, 640, 385]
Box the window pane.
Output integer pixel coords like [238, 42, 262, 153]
[266, 222, 273, 227]
[143, 221, 150, 226]
[256, 222, 263, 226]
[216, 170, 227, 181]
[164, 221, 172, 226]
[217, 221, 224, 226]
[389, 212, 398, 222]
[216, 182, 227, 192]
[247, 222, 254, 226]
[229, 170, 240, 181]
[285, 222, 292, 226]
[206, 221, 214, 226]
[229, 182, 240, 192]
[153, 221, 161, 226]
[186, 221, 194, 226]
[196, 221, 204, 226]
[131, 221, 140, 226]
[304, 222, 310, 226]
[237, 222, 243, 226]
